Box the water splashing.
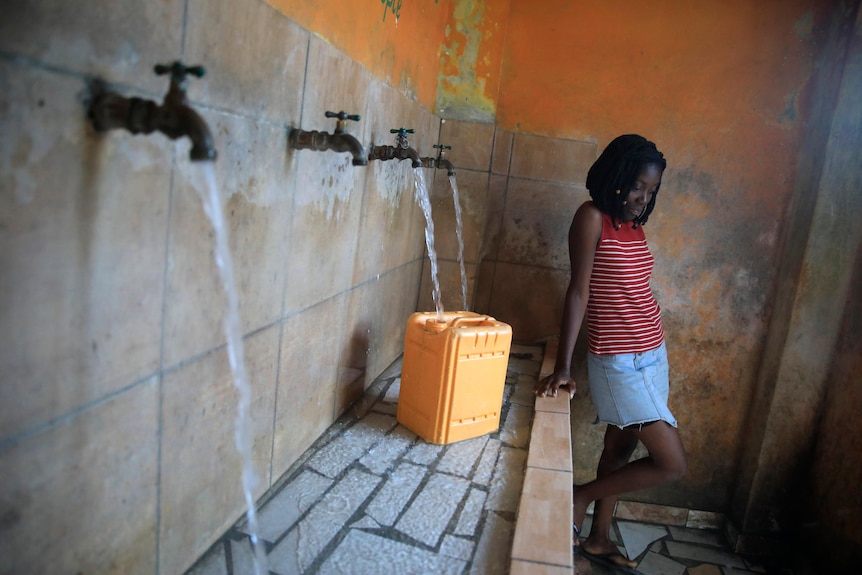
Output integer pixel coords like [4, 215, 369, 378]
[412, 168, 444, 322]
[449, 174, 468, 311]
[197, 165, 268, 575]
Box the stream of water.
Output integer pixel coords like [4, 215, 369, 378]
[448, 174, 468, 311]
[412, 168, 444, 322]
[197, 164, 268, 575]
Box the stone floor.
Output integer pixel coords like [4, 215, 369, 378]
[185, 343, 770, 575]
[574, 511, 769, 575]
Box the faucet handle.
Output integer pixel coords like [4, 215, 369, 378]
[325, 111, 361, 122]
[390, 128, 415, 149]
[154, 61, 206, 84]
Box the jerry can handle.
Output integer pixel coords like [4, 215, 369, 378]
[450, 315, 493, 327]
[422, 314, 499, 332]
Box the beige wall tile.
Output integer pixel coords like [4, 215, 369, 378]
[338, 279, 382, 415]
[417, 258, 475, 314]
[510, 133, 597, 185]
[481, 174, 509, 261]
[299, 35, 374, 145]
[354, 81, 427, 284]
[492, 129, 514, 175]
[160, 326, 278, 575]
[0, 1, 183, 94]
[185, 0, 308, 124]
[271, 295, 347, 479]
[430, 169, 491, 264]
[0, 64, 168, 439]
[354, 157, 417, 283]
[365, 77, 438, 157]
[499, 178, 587, 269]
[0, 379, 159, 575]
[439, 120, 495, 171]
[472, 259, 497, 313]
[339, 262, 421, 414]
[285, 151, 365, 313]
[164, 112, 292, 366]
[371, 262, 423, 383]
[284, 39, 373, 314]
[487, 262, 569, 342]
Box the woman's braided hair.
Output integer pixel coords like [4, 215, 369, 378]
[586, 134, 666, 229]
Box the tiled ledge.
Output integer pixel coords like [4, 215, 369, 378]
[510, 338, 574, 575]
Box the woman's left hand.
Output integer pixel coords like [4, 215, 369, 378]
[533, 372, 576, 399]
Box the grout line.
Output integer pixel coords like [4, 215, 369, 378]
[0, 374, 159, 452]
[2, 257, 422, 451]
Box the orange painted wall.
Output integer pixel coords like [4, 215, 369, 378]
[499, 1, 822, 175]
[265, 0, 451, 109]
[486, 0, 839, 509]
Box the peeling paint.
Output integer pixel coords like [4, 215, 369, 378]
[435, 0, 506, 122]
[265, 0, 451, 110]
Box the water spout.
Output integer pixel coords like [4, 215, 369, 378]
[88, 61, 217, 161]
[368, 128, 422, 168]
[419, 144, 456, 176]
[288, 111, 368, 166]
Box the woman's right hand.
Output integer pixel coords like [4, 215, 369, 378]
[533, 371, 576, 399]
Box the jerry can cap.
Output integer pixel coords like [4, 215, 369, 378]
[424, 318, 449, 332]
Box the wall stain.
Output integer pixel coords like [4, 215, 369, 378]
[436, 1, 499, 122]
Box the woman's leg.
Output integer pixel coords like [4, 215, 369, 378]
[574, 421, 687, 552]
[577, 425, 639, 551]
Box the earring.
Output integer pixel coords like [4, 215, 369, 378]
[615, 189, 621, 195]
[623, 200, 627, 205]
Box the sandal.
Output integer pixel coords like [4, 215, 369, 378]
[576, 546, 642, 574]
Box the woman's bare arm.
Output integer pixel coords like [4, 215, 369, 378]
[534, 201, 602, 397]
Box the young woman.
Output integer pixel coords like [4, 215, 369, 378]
[534, 134, 687, 570]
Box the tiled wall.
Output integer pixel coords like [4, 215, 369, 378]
[0, 1, 440, 574]
[419, 120, 597, 344]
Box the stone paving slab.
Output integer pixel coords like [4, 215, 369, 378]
[185, 347, 540, 574]
[395, 473, 471, 547]
[665, 540, 749, 569]
[365, 461, 426, 526]
[319, 529, 465, 575]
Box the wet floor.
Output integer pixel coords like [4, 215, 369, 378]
[186, 344, 539, 575]
[186, 343, 777, 575]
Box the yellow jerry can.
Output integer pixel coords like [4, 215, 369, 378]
[397, 311, 513, 445]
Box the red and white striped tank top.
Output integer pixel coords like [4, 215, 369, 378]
[587, 212, 664, 355]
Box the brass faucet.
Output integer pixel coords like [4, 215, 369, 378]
[420, 144, 456, 176]
[288, 111, 368, 166]
[88, 61, 217, 161]
[368, 128, 422, 168]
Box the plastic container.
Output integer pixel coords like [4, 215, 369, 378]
[397, 311, 513, 444]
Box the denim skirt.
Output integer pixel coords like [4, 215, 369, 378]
[586, 341, 678, 429]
